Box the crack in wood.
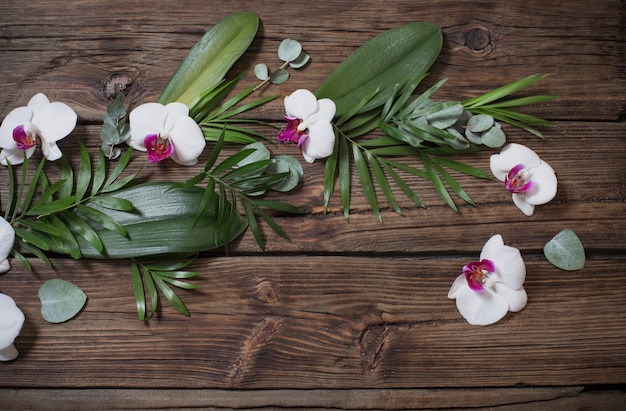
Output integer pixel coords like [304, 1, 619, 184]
[227, 318, 281, 386]
[357, 323, 390, 375]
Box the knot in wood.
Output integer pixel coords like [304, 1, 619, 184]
[464, 27, 491, 51]
[103, 72, 134, 100]
[251, 279, 280, 304]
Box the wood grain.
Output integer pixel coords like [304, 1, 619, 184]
[0, 0, 625, 409]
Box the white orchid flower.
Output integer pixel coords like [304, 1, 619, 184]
[490, 143, 557, 216]
[128, 102, 205, 166]
[0, 216, 15, 273]
[448, 234, 527, 326]
[277, 89, 336, 163]
[0, 93, 77, 165]
[0, 293, 25, 361]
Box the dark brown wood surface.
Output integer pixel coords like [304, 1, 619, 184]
[1, 0, 625, 409]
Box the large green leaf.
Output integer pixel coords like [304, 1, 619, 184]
[45, 183, 247, 259]
[315, 22, 442, 118]
[158, 11, 259, 105]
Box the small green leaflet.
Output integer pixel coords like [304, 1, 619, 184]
[543, 229, 586, 271]
[38, 278, 87, 323]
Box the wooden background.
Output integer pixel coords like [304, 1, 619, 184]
[1, 0, 625, 409]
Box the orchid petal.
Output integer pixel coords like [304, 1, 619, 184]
[0, 107, 33, 150]
[479, 234, 504, 258]
[128, 103, 168, 151]
[0, 293, 25, 361]
[33, 102, 77, 143]
[497, 143, 542, 170]
[447, 274, 467, 299]
[0, 147, 35, 166]
[525, 162, 557, 205]
[307, 98, 336, 124]
[489, 153, 507, 181]
[454, 286, 509, 326]
[40, 140, 63, 161]
[512, 192, 536, 216]
[168, 115, 206, 166]
[163, 102, 190, 132]
[482, 239, 526, 290]
[300, 120, 335, 163]
[0, 217, 15, 273]
[284, 89, 318, 119]
[493, 283, 528, 312]
[26, 93, 51, 111]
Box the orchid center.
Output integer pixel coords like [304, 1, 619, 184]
[277, 115, 308, 145]
[505, 163, 533, 194]
[144, 133, 174, 163]
[12, 124, 38, 150]
[463, 259, 496, 291]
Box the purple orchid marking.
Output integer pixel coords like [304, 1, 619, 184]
[505, 163, 533, 194]
[144, 133, 174, 163]
[12, 125, 37, 150]
[463, 259, 496, 291]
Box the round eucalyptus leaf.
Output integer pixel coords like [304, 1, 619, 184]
[544, 229, 586, 271]
[254, 63, 269, 81]
[38, 279, 87, 323]
[238, 142, 271, 167]
[464, 128, 483, 145]
[278, 39, 302, 62]
[270, 68, 290, 85]
[289, 52, 310, 69]
[267, 155, 304, 192]
[467, 114, 494, 133]
[424, 102, 464, 129]
[480, 123, 506, 147]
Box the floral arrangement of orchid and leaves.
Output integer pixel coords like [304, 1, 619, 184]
[0, 12, 588, 361]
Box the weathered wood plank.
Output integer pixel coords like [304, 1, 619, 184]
[0, 0, 623, 121]
[2, 387, 626, 410]
[1, 257, 624, 388]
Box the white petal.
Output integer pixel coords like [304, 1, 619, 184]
[33, 102, 77, 143]
[0, 217, 15, 272]
[454, 286, 509, 326]
[163, 102, 190, 133]
[0, 147, 36, 166]
[0, 345, 19, 361]
[300, 121, 335, 163]
[480, 234, 504, 260]
[493, 283, 528, 312]
[447, 274, 467, 299]
[497, 143, 542, 170]
[489, 153, 507, 181]
[0, 293, 25, 359]
[27, 93, 51, 111]
[482, 239, 526, 290]
[512, 193, 535, 216]
[168, 115, 205, 166]
[0, 107, 33, 149]
[129, 103, 168, 151]
[40, 141, 63, 161]
[307, 98, 336, 124]
[525, 161, 557, 205]
[284, 89, 318, 119]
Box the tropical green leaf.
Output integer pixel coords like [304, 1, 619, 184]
[421, 153, 457, 211]
[316, 21, 442, 118]
[353, 144, 381, 221]
[130, 260, 146, 321]
[367, 152, 402, 215]
[159, 11, 259, 105]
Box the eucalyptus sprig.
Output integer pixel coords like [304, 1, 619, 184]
[315, 22, 556, 220]
[254, 38, 311, 87]
[100, 92, 131, 160]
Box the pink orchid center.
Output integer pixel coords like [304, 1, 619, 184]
[144, 133, 174, 163]
[505, 163, 533, 194]
[12, 124, 37, 150]
[277, 115, 308, 146]
[463, 259, 496, 291]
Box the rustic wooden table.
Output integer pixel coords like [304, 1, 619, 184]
[1, 0, 625, 409]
